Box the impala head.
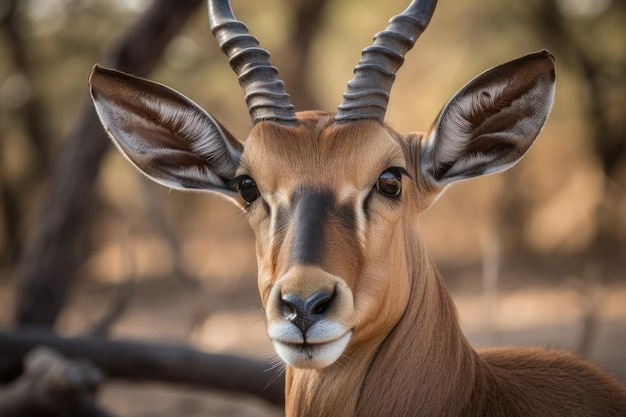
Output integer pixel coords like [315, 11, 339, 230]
[89, 0, 555, 369]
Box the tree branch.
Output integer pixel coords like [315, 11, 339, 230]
[0, 329, 285, 406]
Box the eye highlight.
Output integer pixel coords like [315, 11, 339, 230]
[375, 167, 404, 198]
[237, 175, 259, 205]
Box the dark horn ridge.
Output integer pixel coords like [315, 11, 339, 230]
[335, 0, 437, 123]
[208, 0, 297, 126]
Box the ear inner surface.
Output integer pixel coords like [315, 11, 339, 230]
[89, 65, 242, 196]
[421, 50, 555, 186]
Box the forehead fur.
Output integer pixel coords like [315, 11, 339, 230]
[239, 112, 407, 193]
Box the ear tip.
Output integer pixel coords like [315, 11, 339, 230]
[537, 49, 555, 63]
[88, 64, 105, 86]
[522, 50, 556, 84]
[535, 50, 556, 74]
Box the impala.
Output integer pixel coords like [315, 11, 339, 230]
[88, 0, 626, 415]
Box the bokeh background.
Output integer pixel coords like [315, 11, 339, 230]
[0, 0, 624, 415]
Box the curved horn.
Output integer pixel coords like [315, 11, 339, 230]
[335, 0, 437, 123]
[208, 0, 297, 126]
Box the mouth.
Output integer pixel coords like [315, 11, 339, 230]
[271, 330, 353, 369]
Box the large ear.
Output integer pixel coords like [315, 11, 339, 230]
[89, 65, 243, 202]
[420, 50, 555, 186]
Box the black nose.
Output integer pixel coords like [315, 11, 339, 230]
[281, 291, 334, 334]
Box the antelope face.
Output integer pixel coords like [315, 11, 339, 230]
[89, 0, 555, 370]
[241, 116, 415, 368]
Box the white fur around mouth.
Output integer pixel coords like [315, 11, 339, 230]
[272, 331, 352, 369]
[268, 320, 353, 369]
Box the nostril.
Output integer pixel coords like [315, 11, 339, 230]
[281, 294, 304, 323]
[306, 291, 334, 317]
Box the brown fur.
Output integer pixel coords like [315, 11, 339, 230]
[240, 116, 626, 417]
[90, 66, 626, 417]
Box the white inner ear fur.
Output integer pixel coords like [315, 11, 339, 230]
[420, 59, 555, 188]
[91, 67, 243, 201]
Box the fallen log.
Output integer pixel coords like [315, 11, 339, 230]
[0, 329, 284, 406]
[0, 347, 116, 417]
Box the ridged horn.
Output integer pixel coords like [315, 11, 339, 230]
[208, 0, 297, 126]
[335, 0, 437, 123]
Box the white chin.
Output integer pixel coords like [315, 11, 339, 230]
[273, 331, 352, 369]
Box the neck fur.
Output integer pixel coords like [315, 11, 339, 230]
[284, 233, 479, 417]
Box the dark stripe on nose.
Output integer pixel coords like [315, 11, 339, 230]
[291, 190, 334, 265]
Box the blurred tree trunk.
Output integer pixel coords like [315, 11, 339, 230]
[13, 0, 204, 328]
[494, 169, 530, 255]
[494, 0, 626, 256]
[528, 1, 625, 252]
[0, 0, 54, 266]
[280, 0, 331, 110]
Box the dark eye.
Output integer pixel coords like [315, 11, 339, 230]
[376, 168, 403, 198]
[238, 176, 259, 205]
